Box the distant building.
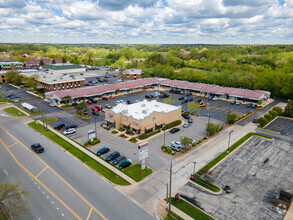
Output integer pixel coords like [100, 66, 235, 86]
[105, 100, 181, 134]
[122, 69, 142, 81]
[0, 57, 14, 62]
[37, 74, 85, 92]
[0, 72, 6, 83]
[0, 62, 24, 70]
[25, 59, 40, 68]
[42, 63, 86, 74]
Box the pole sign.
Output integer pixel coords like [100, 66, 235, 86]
[138, 142, 148, 160]
[88, 130, 96, 141]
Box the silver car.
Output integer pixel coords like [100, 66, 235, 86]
[183, 122, 191, 128]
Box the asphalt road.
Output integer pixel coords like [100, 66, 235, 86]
[0, 111, 154, 220]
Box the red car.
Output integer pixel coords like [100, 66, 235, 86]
[94, 105, 103, 111]
[109, 95, 115, 99]
[86, 100, 92, 104]
[84, 84, 90, 86]
[91, 107, 98, 112]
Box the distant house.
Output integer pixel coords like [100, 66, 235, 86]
[25, 59, 40, 68]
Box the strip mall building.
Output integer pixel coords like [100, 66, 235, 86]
[105, 100, 181, 134]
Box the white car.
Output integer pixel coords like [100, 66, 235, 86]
[183, 122, 191, 128]
[63, 128, 76, 135]
[49, 103, 56, 107]
[212, 96, 219, 101]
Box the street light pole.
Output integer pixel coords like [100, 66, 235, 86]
[193, 160, 197, 174]
[227, 130, 233, 153]
[168, 161, 172, 212]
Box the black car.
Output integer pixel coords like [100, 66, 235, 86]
[181, 99, 188, 104]
[96, 146, 110, 156]
[182, 113, 190, 119]
[54, 123, 65, 130]
[72, 102, 78, 106]
[186, 93, 192, 96]
[118, 159, 132, 169]
[127, 100, 133, 104]
[195, 99, 202, 103]
[101, 96, 108, 100]
[92, 111, 99, 116]
[88, 98, 97, 103]
[66, 124, 78, 129]
[230, 101, 236, 105]
[187, 97, 193, 102]
[178, 97, 185, 100]
[145, 94, 152, 99]
[253, 118, 258, 123]
[31, 143, 44, 153]
[170, 128, 180, 134]
[104, 79, 109, 82]
[112, 156, 126, 165]
[98, 79, 104, 82]
[106, 151, 120, 161]
[246, 103, 252, 107]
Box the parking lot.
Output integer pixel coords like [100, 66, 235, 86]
[72, 69, 121, 85]
[265, 117, 293, 136]
[179, 136, 293, 220]
[0, 84, 37, 102]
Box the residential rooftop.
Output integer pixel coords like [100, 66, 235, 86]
[111, 100, 180, 120]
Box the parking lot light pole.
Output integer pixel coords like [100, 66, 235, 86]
[227, 130, 233, 153]
[193, 160, 197, 174]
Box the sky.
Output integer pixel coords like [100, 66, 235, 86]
[0, 0, 292, 44]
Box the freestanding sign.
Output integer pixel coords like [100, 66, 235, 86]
[88, 130, 96, 141]
[138, 142, 148, 170]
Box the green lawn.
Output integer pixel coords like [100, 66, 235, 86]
[164, 211, 184, 220]
[170, 198, 214, 220]
[28, 122, 130, 185]
[163, 97, 175, 105]
[60, 105, 74, 109]
[122, 164, 152, 182]
[40, 117, 58, 123]
[3, 107, 26, 117]
[0, 90, 11, 93]
[0, 96, 13, 103]
[191, 174, 220, 192]
[199, 132, 272, 173]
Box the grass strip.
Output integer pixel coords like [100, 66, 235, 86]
[122, 164, 152, 182]
[192, 174, 220, 192]
[3, 107, 26, 117]
[28, 122, 130, 185]
[170, 198, 214, 220]
[0, 97, 13, 103]
[40, 117, 58, 123]
[60, 105, 74, 110]
[164, 211, 184, 220]
[199, 132, 272, 173]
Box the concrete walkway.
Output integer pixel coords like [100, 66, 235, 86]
[40, 120, 136, 184]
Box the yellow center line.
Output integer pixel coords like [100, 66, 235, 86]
[7, 142, 18, 149]
[86, 208, 93, 220]
[0, 126, 107, 220]
[0, 137, 82, 220]
[35, 166, 48, 179]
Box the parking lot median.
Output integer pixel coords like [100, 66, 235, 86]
[27, 121, 132, 185]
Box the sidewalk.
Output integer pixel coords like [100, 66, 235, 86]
[41, 120, 136, 184]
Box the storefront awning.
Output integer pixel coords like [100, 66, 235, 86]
[106, 118, 115, 123]
[121, 121, 130, 126]
[145, 124, 154, 130]
[155, 120, 165, 126]
[130, 124, 140, 130]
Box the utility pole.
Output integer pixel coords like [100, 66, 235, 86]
[227, 130, 233, 153]
[168, 161, 172, 212]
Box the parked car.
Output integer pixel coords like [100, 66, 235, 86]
[183, 122, 191, 128]
[145, 94, 152, 99]
[63, 128, 76, 135]
[169, 141, 182, 152]
[182, 113, 190, 119]
[106, 151, 120, 161]
[105, 104, 112, 109]
[72, 102, 78, 106]
[98, 79, 104, 83]
[188, 118, 193, 123]
[104, 79, 109, 82]
[178, 96, 185, 100]
[86, 100, 93, 104]
[230, 101, 236, 105]
[92, 111, 99, 116]
[96, 146, 110, 156]
[94, 105, 103, 111]
[49, 103, 56, 107]
[101, 96, 108, 100]
[127, 100, 133, 104]
[198, 101, 206, 107]
[170, 128, 180, 134]
[236, 101, 242, 106]
[112, 156, 126, 165]
[66, 124, 77, 129]
[118, 159, 132, 169]
[223, 185, 231, 194]
[105, 75, 110, 78]
[246, 103, 252, 107]
[84, 84, 90, 86]
[113, 74, 117, 77]
[31, 143, 44, 153]
[187, 97, 193, 102]
[54, 123, 65, 130]
[181, 99, 188, 104]
[253, 118, 258, 123]
[212, 96, 219, 101]
[109, 95, 115, 99]
[251, 103, 257, 108]
[88, 98, 97, 103]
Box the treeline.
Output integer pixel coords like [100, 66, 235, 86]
[0, 44, 292, 99]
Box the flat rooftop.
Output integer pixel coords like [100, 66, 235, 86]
[38, 74, 85, 84]
[124, 69, 142, 74]
[111, 100, 180, 120]
[42, 64, 85, 70]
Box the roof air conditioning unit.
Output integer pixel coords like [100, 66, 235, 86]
[142, 110, 147, 114]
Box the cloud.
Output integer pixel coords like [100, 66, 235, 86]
[0, 0, 25, 8]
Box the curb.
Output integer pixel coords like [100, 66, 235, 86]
[188, 179, 222, 195]
[74, 113, 91, 119]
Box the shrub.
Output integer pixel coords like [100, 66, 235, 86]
[205, 123, 221, 135]
[257, 117, 268, 127]
[138, 130, 161, 140]
[119, 128, 125, 132]
[181, 150, 185, 153]
[185, 111, 190, 114]
[272, 106, 283, 116]
[129, 137, 137, 143]
[192, 142, 196, 146]
[264, 113, 272, 122]
[269, 110, 278, 119]
[111, 130, 118, 134]
[166, 147, 172, 154]
[162, 120, 182, 130]
[226, 113, 238, 125]
[197, 140, 202, 144]
[126, 129, 134, 135]
[119, 133, 125, 137]
[83, 137, 101, 146]
[283, 100, 293, 117]
[161, 145, 167, 150]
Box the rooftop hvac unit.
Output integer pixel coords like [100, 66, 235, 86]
[141, 104, 146, 107]
[142, 110, 147, 114]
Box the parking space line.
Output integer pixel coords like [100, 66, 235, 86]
[86, 208, 93, 220]
[36, 166, 48, 178]
[7, 142, 18, 149]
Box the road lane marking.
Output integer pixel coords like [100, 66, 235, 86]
[3, 169, 8, 175]
[7, 142, 18, 149]
[0, 126, 107, 220]
[0, 137, 82, 220]
[36, 166, 48, 178]
[86, 208, 93, 220]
